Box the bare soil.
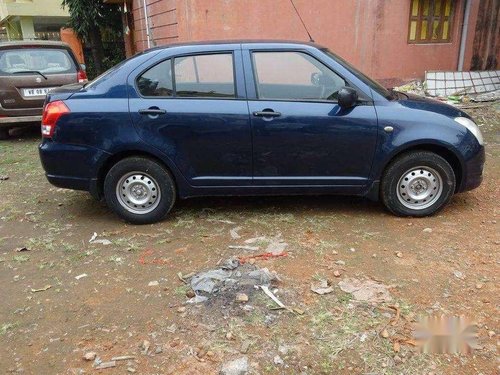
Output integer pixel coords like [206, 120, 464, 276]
[0, 104, 498, 375]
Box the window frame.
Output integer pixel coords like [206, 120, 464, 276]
[408, 0, 455, 44]
[249, 49, 352, 104]
[134, 51, 238, 100]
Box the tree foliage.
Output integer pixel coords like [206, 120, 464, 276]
[61, 0, 119, 40]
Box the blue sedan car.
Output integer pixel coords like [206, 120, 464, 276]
[39, 41, 485, 224]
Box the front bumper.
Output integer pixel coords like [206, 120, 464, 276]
[0, 115, 42, 127]
[459, 145, 485, 192]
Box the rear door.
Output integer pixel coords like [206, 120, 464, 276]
[129, 47, 252, 186]
[243, 47, 378, 190]
[0, 47, 78, 115]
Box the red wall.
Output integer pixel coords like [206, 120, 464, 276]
[131, 0, 480, 83]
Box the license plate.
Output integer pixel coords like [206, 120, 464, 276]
[23, 87, 56, 97]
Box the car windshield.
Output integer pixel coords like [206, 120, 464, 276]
[0, 48, 76, 75]
[322, 49, 393, 100]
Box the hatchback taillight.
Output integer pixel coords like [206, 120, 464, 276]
[77, 69, 88, 83]
[41, 101, 70, 138]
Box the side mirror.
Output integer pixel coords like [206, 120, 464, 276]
[337, 86, 358, 108]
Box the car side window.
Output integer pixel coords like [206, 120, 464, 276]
[174, 53, 235, 98]
[252, 51, 345, 101]
[137, 59, 173, 97]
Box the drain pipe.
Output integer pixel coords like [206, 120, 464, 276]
[458, 0, 472, 71]
[142, 0, 152, 49]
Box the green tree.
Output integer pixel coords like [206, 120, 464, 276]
[61, 0, 120, 74]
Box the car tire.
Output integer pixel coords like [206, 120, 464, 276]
[0, 128, 10, 140]
[104, 157, 176, 224]
[380, 151, 455, 217]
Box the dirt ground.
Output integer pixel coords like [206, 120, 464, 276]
[0, 103, 498, 375]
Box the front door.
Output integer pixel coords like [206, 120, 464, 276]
[246, 50, 378, 189]
[129, 51, 252, 186]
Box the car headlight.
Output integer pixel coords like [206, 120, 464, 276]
[454, 117, 484, 145]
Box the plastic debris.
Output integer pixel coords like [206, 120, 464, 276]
[89, 232, 112, 245]
[75, 273, 88, 280]
[30, 285, 52, 293]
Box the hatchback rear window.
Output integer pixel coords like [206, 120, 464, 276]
[0, 48, 77, 76]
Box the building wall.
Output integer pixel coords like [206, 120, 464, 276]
[130, 0, 492, 83]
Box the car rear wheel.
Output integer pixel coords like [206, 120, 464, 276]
[104, 157, 176, 224]
[380, 151, 455, 217]
[0, 128, 10, 140]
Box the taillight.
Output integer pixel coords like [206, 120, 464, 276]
[41, 100, 70, 138]
[77, 69, 88, 83]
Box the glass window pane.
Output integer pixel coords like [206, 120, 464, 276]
[174, 54, 235, 98]
[423, 0, 430, 16]
[421, 20, 428, 40]
[444, 0, 452, 16]
[411, 0, 420, 16]
[137, 59, 173, 97]
[434, 0, 442, 16]
[409, 21, 417, 40]
[252, 51, 345, 101]
[432, 20, 440, 39]
[442, 20, 449, 39]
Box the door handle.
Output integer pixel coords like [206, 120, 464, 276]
[138, 108, 167, 115]
[253, 110, 281, 117]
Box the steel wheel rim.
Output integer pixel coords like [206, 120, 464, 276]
[116, 171, 161, 214]
[396, 166, 443, 210]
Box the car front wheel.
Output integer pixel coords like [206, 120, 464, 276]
[381, 151, 455, 217]
[104, 157, 176, 224]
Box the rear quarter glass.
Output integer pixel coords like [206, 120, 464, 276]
[0, 48, 78, 76]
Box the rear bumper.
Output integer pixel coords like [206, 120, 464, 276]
[39, 141, 110, 196]
[459, 145, 485, 192]
[0, 115, 42, 126]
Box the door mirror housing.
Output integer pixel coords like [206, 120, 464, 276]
[337, 86, 358, 108]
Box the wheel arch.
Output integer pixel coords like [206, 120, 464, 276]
[93, 149, 181, 200]
[379, 143, 464, 193]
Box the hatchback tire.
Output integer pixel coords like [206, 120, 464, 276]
[380, 151, 455, 217]
[104, 157, 176, 224]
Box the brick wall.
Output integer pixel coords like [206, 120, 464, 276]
[132, 0, 178, 52]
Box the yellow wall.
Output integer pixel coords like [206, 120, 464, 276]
[0, 0, 69, 22]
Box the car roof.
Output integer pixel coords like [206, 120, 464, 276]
[0, 40, 72, 50]
[146, 39, 326, 52]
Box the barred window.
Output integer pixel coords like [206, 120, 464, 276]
[408, 0, 454, 43]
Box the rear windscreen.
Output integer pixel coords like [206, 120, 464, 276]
[0, 48, 77, 75]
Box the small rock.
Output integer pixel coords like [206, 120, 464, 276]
[141, 340, 150, 354]
[380, 329, 389, 338]
[95, 361, 116, 370]
[127, 368, 136, 373]
[197, 347, 207, 358]
[155, 346, 163, 354]
[186, 290, 196, 298]
[83, 352, 96, 361]
[333, 270, 341, 277]
[393, 342, 401, 352]
[395, 251, 403, 258]
[349, 247, 356, 252]
[148, 281, 159, 287]
[236, 293, 249, 302]
[177, 306, 186, 313]
[454, 270, 465, 279]
[273, 355, 284, 365]
[475, 283, 483, 289]
[488, 330, 495, 338]
[220, 356, 248, 375]
[0, 175, 9, 181]
[372, 253, 377, 258]
[335, 260, 346, 266]
[423, 228, 433, 233]
[332, 250, 338, 255]
[240, 340, 251, 353]
[393, 355, 402, 364]
[206, 350, 215, 357]
[226, 332, 234, 340]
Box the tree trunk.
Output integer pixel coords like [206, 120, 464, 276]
[89, 27, 105, 74]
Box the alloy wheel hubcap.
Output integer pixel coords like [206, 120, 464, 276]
[397, 166, 443, 210]
[116, 172, 161, 214]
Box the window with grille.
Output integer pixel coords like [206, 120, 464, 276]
[408, 0, 454, 43]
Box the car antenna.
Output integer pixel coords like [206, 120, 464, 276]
[290, 0, 315, 43]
